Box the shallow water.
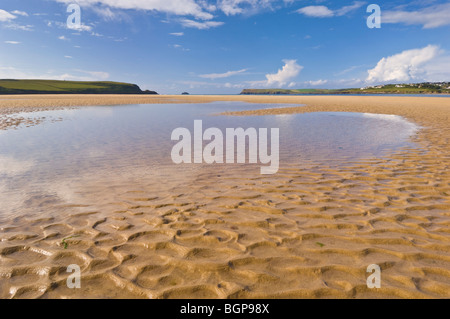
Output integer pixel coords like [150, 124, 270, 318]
[0, 102, 419, 218]
[4, 101, 448, 300]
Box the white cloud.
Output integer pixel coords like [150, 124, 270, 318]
[170, 32, 184, 36]
[69, 24, 93, 32]
[4, 41, 20, 44]
[0, 66, 28, 78]
[11, 10, 28, 17]
[64, 55, 73, 59]
[58, 35, 68, 40]
[75, 70, 110, 80]
[0, 9, 33, 31]
[171, 44, 190, 51]
[180, 19, 224, 29]
[4, 23, 33, 31]
[0, 66, 110, 81]
[366, 45, 442, 83]
[297, 1, 364, 18]
[265, 59, 303, 87]
[306, 79, 328, 86]
[91, 6, 124, 20]
[218, 0, 275, 16]
[199, 68, 248, 79]
[297, 6, 333, 17]
[52, 0, 214, 20]
[51, 0, 303, 20]
[383, 3, 450, 29]
[224, 82, 245, 89]
[44, 71, 110, 81]
[335, 1, 365, 16]
[0, 9, 16, 22]
[51, 20, 93, 32]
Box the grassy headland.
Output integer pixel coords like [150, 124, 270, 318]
[241, 82, 450, 95]
[0, 80, 157, 95]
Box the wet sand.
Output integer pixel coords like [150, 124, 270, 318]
[0, 95, 449, 299]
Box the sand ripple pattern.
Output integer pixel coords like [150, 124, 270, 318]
[0, 95, 449, 298]
[1, 146, 449, 298]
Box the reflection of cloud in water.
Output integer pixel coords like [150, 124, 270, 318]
[273, 113, 296, 126]
[0, 156, 34, 176]
[275, 113, 296, 119]
[0, 156, 35, 215]
[11, 106, 116, 123]
[361, 113, 419, 135]
[45, 180, 82, 205]
[0, 104, 423, 218]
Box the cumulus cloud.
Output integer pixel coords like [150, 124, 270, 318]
[297, 1, 364, 18]
[296, 6, 333, 17]
[199, 68, 248, 79]
[383, 3, 450, 29]
[366, 45, 441, 83]
[0, 9, 16, 21]
[266, 59, 303, 87]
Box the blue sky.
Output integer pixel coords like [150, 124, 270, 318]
[1, 0, 449, 94]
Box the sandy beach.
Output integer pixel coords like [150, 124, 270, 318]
[0, 95, 449, 299]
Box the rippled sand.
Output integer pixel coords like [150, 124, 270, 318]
[0, 95, 449, 299]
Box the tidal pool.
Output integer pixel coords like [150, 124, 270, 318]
[0, 102, 420, 218]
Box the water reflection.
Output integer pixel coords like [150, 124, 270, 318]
[0, 102, 420, 218]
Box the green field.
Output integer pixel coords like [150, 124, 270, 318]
[0, 80, 157, 95]
[241, 83, 450, 95]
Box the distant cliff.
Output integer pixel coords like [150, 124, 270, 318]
[0, 80, 158, 95]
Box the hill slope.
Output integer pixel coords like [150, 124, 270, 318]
[241, 83, 450, 95]
[0, 80, 157, 95]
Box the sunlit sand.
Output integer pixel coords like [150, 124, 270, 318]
[0, 95, 449, 299]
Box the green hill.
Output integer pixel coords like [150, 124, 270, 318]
[0, 80, 158, 95]
[241, 82, 450, 95]
[241, 89, 339, 95]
